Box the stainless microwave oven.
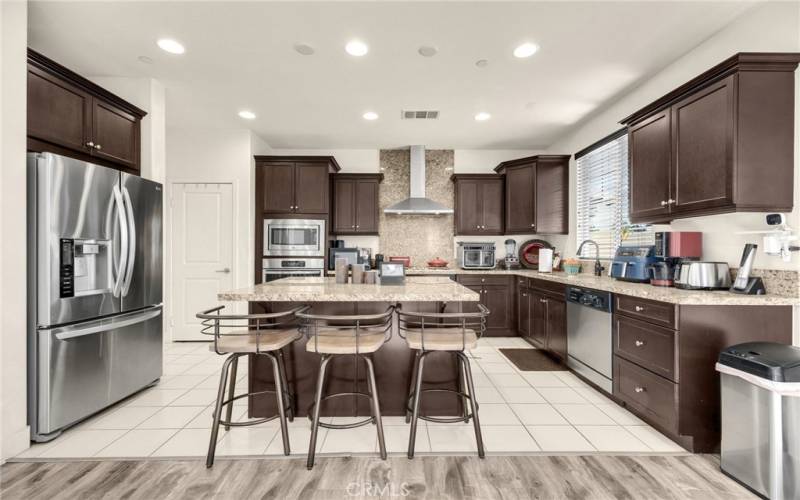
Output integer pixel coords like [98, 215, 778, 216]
[263, 219, 325, 256]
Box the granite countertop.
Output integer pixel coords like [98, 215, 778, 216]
[218, 276, 480, 303]
[328, 267, 799, 306]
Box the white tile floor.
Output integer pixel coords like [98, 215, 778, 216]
[14, 337, 686, 460]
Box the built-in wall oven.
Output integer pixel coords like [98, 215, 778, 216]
[264, 219, 325, 257]
[262, 258, 325, 282]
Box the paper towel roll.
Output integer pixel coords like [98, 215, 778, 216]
[538, 248, 553, 273]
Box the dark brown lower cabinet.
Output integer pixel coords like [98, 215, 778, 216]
[517, 284, 530, 337]
[457, 275, 515, 337]
[545, 296, 567, 361]
[613, 300, 792, 453]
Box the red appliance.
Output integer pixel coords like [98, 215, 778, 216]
[651, 232, 702, 287]
[654, 231, 702, 259]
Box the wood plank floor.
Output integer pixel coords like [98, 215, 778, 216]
[1, 455, 754, 500]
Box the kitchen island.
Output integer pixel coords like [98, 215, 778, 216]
[218, 277, 480, 419]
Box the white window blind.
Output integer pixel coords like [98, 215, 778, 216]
[576, 131, 652, 259]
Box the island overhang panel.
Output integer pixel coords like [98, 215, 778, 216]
[218, 277, 481, 419]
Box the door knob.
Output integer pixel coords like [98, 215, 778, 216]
[215, 268, 231, 274]
[94, 144, 102, 150]
[634, 340, 645, 347]
[85, 141, 95, 148]
[634, 387, 645, 393]
[634, 305, 644, 312]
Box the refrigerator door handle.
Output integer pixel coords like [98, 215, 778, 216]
[112, 184, 129, 297]
[51, 307, 161, 341]
[121, 186, 136, 296]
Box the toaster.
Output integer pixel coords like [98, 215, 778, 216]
[674, 261, 731, 290]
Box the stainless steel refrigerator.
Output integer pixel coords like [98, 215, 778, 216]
[27, 152, 163, 442]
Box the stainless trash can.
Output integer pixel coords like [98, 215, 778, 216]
[717, 342, 800, 500]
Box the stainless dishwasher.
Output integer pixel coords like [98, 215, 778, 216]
[566, 286, 613, 394]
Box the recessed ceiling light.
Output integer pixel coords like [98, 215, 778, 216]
[238, 110, 256, 120]
[474, 112, 491, 121]
[363, 111, 379, 121]
[294, 43, 315, 56]
[513, 42, 539, 58]
[345, 39, 369, 57]
[157, 38, 185, 55]
[418, 45, 438, 57]
[475, 59, 489, 68]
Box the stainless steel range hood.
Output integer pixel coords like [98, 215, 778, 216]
[383, 145, 454, 215]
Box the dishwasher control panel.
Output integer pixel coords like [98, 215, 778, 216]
[566, 287, 612, 312]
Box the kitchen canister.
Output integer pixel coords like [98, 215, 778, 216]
[351, 263, 365, 284]
[538, 248, 554, 273]
[363, 270, 378, 284]
[335, 258, 349, 284]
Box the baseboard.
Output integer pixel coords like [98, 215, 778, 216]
[2, 425, 31, 464]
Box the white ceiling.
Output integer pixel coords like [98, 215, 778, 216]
[29, 1, 755, 149]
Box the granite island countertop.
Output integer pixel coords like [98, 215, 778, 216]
[218, 276, 480, 302]
[329, 267, 798, 306]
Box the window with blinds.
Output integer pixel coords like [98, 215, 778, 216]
[575, 130, 652, 259]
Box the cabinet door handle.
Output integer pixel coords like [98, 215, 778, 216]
[634, 386, 645, 393]
[85, 141, 95, 148]
[522, 293, 527, 297]
[94, 144, 102, 150]
[355, 225, 359, 229]
[634, 306, 645, 312]
[530, 223, 535, 228]
[660, 201, 667, 206]
[667, 199, 676, 204]
[634, 340, 645, 347]
[215, 268, 231, 274]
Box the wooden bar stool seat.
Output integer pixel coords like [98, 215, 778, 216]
[404, 328, 479, 351]
[210, 328, 302, 353]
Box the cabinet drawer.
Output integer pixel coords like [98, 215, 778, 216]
[615, 295, 676, 329]
[529, 278, 565, 297]
[614, 356, 678, 433]
[457, 275, 509, 286]
[614, 316, 677, 382]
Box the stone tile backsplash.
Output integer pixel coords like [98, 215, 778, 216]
[378, 149, 454, 266]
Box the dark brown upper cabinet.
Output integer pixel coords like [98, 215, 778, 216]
[451, 174, 504, 235]
[494, 155, 569, 235]
[622, 53, 800, 223]
[27, 49, 146, 173]
[332, 174, 382, 235]
[255, 156, 341, 215]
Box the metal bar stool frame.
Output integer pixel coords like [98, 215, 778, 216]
[297, 306, 394, 470]
[197, 305, 307, 467]
[398, 303, 489, 459]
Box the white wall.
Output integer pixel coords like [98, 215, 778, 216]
[165, 128, 262, 335]
[0, 0, 30, 462]
[547, 1, 800, 272]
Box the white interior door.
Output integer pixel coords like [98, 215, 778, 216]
[170, 183, 234, 341]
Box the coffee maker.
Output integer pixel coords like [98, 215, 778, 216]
[502, 239, 520, 269]
[650, 231, 702, 286]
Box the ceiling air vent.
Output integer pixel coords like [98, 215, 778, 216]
[402, 110, 439, 120]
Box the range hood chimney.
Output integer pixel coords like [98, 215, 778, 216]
[383, 145, 454, 215]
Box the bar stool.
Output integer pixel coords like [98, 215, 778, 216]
[197, 305, 306, 468]
[398, 304, 490, 459]
[297, 306, 394, 470]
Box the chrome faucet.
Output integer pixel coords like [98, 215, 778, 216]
[577, 239, 605, 276]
